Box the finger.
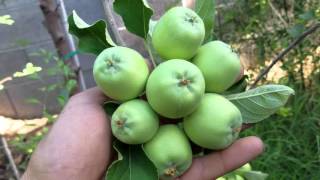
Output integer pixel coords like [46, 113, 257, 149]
[28, 87, 113, 179]
[180, 136, 264, 180]
[182, 0, 195, 9]
[68, 87, 111, 106]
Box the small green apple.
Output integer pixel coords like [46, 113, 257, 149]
[152, 7, 205, 60]
[183, 93, 242, 149]
[225, 175, 245, 180]
[111, 99, 159, 144]
[234, 163, 252, 176]
[192, 40, 241, 93]
[143, 125, 192, 179]
[216, 177, 227, 180]
[146, 59, 205, 119]
[93, 46, 149, 101]
[235, 175, 245, 180]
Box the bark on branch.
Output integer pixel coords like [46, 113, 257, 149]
[251, 23, 320, 88]
[39, 0, 71, 58]
[1, 137, 20, 179]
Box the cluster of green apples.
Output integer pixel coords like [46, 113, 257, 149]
[93, 7, 244, 180]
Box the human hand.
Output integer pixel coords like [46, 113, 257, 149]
[21, 87, 263, 180]
[21, 88, 113, 180]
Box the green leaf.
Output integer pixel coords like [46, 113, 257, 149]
[225, 85, 295, 123]
[66, 79, 77, 92]
[43, 111, 57, 123]
[103, 101, 120, 116]
[47, 84, 57, 92]
[63, 66, 72, 77]
[13, 63, 42, 78]
[25, 98, 41, 105]
[113, 0, 153, 39]
[57, 89, 70, 106]
[47, 67, 58, 76]
[27, 73, 40, 80]
[287, 24, 305, 38]
[243, 171, 268, 180]
[106, 141, 158, 180]
[68, 10, 116, 55]
[15, 39, 31, 47]
[223, 75, 248, 95]
[299, 10, 315, 21]
[195, 0, 215, 42]
[0, 15, 14, 25]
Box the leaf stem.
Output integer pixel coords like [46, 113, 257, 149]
[144, 40, 157, 68]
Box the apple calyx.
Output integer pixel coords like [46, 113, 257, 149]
[115, 119, 126, 128]
[106, 59, 114, 67]
[185, 14, 198, 25]
[179, 78, 191, 86]
[164, 166, 178, 177]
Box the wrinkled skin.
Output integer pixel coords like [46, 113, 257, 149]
[93, 46, 149, 101]
[111, 99, 159, 144]
[184, 93, 242, 150]
[152, 7, 205, 60]
[143, 125, 192, 180]
[146, 59, 205, 119]
[192, 41, 241, 93]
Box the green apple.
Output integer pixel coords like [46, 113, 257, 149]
[143, 125, 192, 179]
[229, 175, 245, 180]
[216, 177, 226, 180]
[146, 59, 205, 119]
[111, 99, 159, 144]
[234, 163, 252, 176]
[192, 40, 241, 93]
[93, 46, 149, 101]
[152, 7, 205, 60]
[183, 93, 242, 149]
[225, 175, 245, 180]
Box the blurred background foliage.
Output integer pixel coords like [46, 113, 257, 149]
[215, 0, 320, 179]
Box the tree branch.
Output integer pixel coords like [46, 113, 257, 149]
[39, 0, 70, 58]
[102, 0, 125, 46]
[251, 23, 320, 88]
[268, 0, 289, 28]
[0, 76, 12, 85]
[1, 137, 20, 179]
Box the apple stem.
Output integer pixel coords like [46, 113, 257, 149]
[144, 40, 157, 68]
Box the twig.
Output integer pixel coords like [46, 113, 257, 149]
[1, 136, 20, 179]
[182, 0, 234, 9]
[102, 0, 125, 46]
[0, 76, 13, 85]
[268, 0, 288, 28]
[56, 0, 87, 91]
[143, 41, 156, 68]
[251, 23, 320, 88]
